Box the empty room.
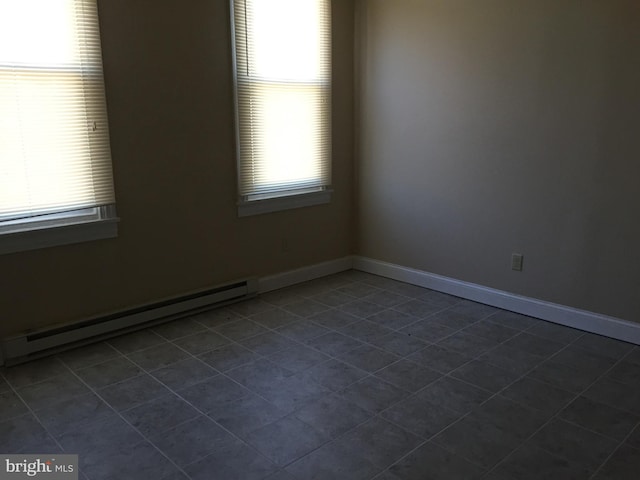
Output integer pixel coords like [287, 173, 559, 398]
[1, 0, 639, 479]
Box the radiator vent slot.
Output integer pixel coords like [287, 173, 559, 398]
[1, 278, 258, 365]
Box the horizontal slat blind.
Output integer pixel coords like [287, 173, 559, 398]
[233, 0, 331, 200]
[0, 0, 114, 221]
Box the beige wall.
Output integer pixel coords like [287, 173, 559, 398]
[357, 0, 640, 322]
[0, 0, 355, 337]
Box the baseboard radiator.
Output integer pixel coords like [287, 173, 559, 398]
[1, 278, 258, 365]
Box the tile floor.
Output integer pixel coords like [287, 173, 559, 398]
[2, 270, 640, 479]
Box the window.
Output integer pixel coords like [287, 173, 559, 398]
[231, 0, 331, 216]
[0, 0, 117, 254]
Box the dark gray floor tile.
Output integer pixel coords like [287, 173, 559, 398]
[607, 361, 640, 385]
[552, 345, 616, 374]
[178, 375, 249, 413]
[584, 377, 640, 416]
[282, 299, 330, 317]
[340, 376, 408, 414]
[107, 330, 166, 355]
[418, 290, 463, 309]
[258, 374, 332, 413]
[503, 333, 565, 357]
[57, 415, 145, 474]
[185, 438, 277, 480]
[376, 359, 441, 392]
[400, 319, 457, 343]
[286, 441, 379, 480]
[462, 321, 519, 343]
[626, 348, 640, 366]
[152, 317, 207, 340]
[627, 424, 640, 449]
[98, 374, 170, 411]
[338, 345, 400, 373]
[150, 357, 218, 390]
[449, 300, 497, 318]
[486, 311, 538, 331]
[37, 393, 112, 436]
[127, 343, 191, 371]
[471, 396, 548, 441]
[172, 329, 230, 355]
[370, 331, 427, 357]
[572, 333, 634, 361]
[389, 441, 486, 480]
[213, 318, 269, 341]
[250, 308, 302, 328]
[406, 345, 471, 374]
[149, 415, 235, 467]
[311, 290, 358, 307]
[529, 359, 600, 393]
[0, 375, 8, 393]
[337, 282, 382, 299]
[230, 298, 274, 316]
[393, 299, 441, 318]
[479, 344, 544, 375]
[240, 332, 298, 356]
[428, 310, 478, 330]
[372, 471, 403, 480]
[264, 470, 299, 480]
[192, 307, 243, 328]
[433, 415, 519, 469]
[414, 377, 491, 414]
[75, 356, 143, 389]
[58, 342, 120, 370]
[341, 300, 387, 318]
[299, 359, 368, 391]
[122, 393, 200, 436]
[525, 321, 583, 344]
[381, 396, 461, 439]
[501, 376, 575, 415]
[225, 360, 293, 392]
[268, 345, 330, 373]
[337, 417, 423, 469]
[294, 393, 372, 438]
[559, 395, 640, 441]
[87, 440, 181, 480]
[17, 372, 89, 411]
[530, 418, 618, 472]
[309, 309, 361, 329]
[276, 320, 329, 342]
[450, 360, 520, 393]
[367, 309, 420, 330]
[338, 320, 393, 344]
[245, 415, 328, 467]
[437, 332, 500, 357]
[260, 288, 304, 307]
[0, 414, 50, 452]
[592, 445, 640, 480]
[2, 357, 70, 388]
[364, 290, 410, 307]
[491, 444, 591, 480]
[306, 331, 364, 356]
[208, 393, 288, 437]
[198, 343, 261, 372]
[0, 390, 28, 421]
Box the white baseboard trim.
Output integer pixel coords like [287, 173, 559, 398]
[353, 256, 640, 346]
[258, 256, 354, 294]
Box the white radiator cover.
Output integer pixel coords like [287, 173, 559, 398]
[1, 278, 258, 365]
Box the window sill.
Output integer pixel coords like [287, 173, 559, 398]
[238, 189, 332, 217]
[0, 217, 119, 255]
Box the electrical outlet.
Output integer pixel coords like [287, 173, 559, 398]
[511, 253, 524, 271]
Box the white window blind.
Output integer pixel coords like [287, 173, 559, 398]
[0, 0, 115, 230]
[232, 0, 331, 203]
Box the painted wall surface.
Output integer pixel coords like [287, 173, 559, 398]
[0, 0, 354, 336]
[357, 0, 640, 322]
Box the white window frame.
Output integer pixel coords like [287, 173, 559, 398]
[0, 0, 118, 254]
[230, 0, 332, 217]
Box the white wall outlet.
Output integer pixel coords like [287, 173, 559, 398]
[511, 253, 524, 271]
